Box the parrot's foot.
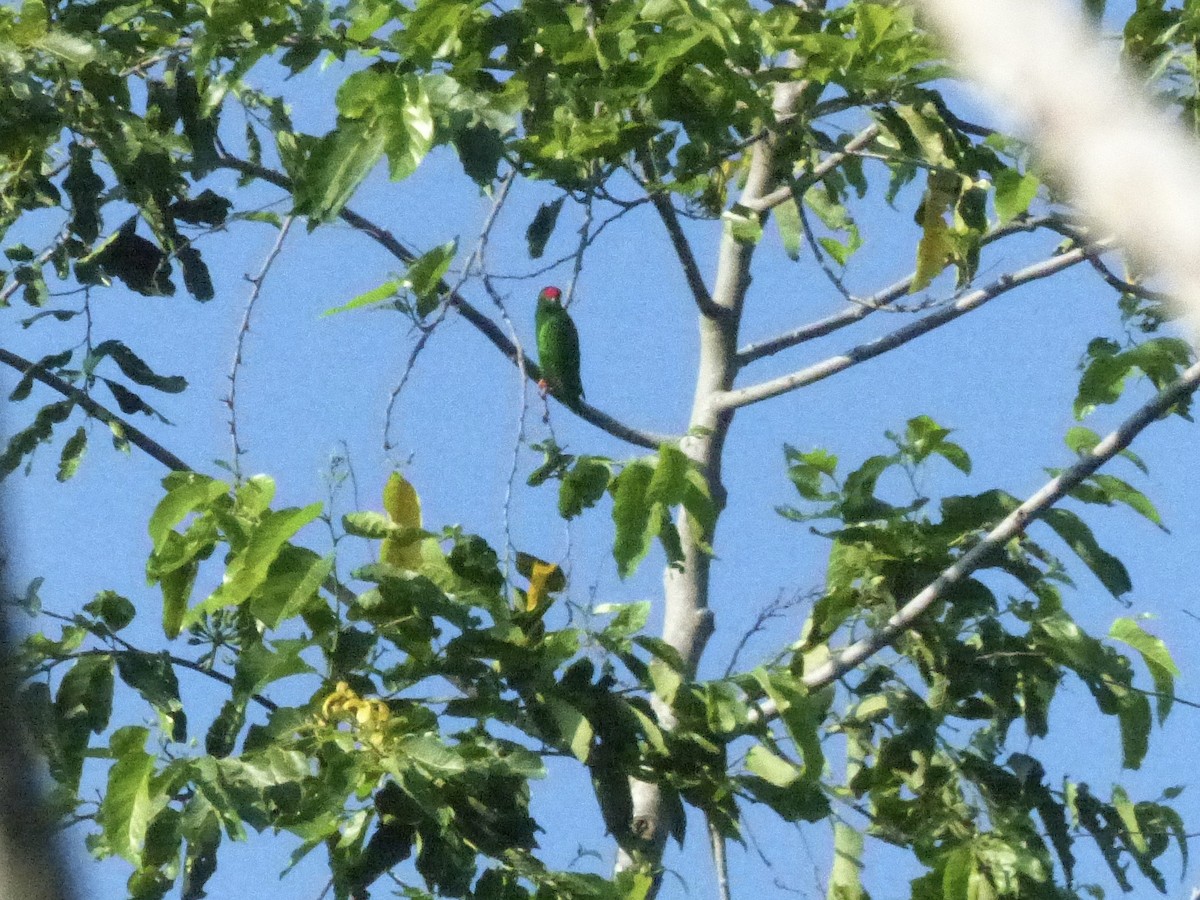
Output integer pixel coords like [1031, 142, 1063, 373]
[537, 379, 551, 423]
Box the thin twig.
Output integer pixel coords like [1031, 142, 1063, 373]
[563, 189, 594, 309]
[0, 347, 191, 472]
[751, 356, 1200, 712]
[384, 171, 515, 452]
[717, 245, 1093, 410]
[227, 215, 293, 480]
[1084, 254, 1171, 305]
[488, 201, 647, 282]
[483, 275, 530, 578]
[29, 607, 279, 712]
[724, 588, 816, 678]
[794, 187, 858, 305]
[1040, 218, 1174, 306]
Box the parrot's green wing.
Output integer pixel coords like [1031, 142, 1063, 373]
[536, 298, 584, 408]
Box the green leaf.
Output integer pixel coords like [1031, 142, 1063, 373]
[147, 473, 229, 552]
[250, 547, 333, 628]
[178, 247, 215, 301]
[86, 340, 187, 393]
[35, 29, 96, 65]
[382, 75, 434, 182]
[597, 601, 650, 639]
[912, 170, 960, 291]
[397, 734, 466, 774]
[116, 652, 187, 743]
[1110, 617, 1179, 723]
[745, 745, 801, 787]
[57, 425, 87, 481]
[169, 190, 232, 226]
[1116, 686, 1152, 770]
[295, 121, 386, 224]
[12, 0, 48, 44]
[233, 640, 315, 697]
[406, 240, 456, 316]
[186, 503, 323, 625]
[545, 697, 593, 762]
[993, 169, 1040, 223]
[322, 279, 401, 317]
[611, 461, 656, 578]
[81, 222, 175, 296]
[84, 590, 136, 631]
[753, 670, 824, 777]
[0, 399, 74, 480]
[774, 197, 802, 261]
[160, 559, 199, 639]
[526, 196, 565, 259]
[97, 726, 157, 863]
[64, 143, 103, 243]
[342, 510, 394, 538]
[333, 69, 434, 184]
[1074, 337, 1193, 419]
[1071, 473, 1165, 530]
[784, 445, 839, 502]
[722, 208, 763, 244]
[903, 415, 971, 473]
[648, 444, 689, 505]
[103, 380, 167, 421]
[57, 653, 115, 736]
[682, 467, 716, 549]
[453, 122, 504, 186]
[559, 457, 612, 518]
[827, 822, 866, 900]
[1066, 425, 1149, 472]
[841, 453, 902, 522]
[1040, 508, 1132, 597]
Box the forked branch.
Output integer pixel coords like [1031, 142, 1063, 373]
[736, 215, 1054, 366]
[716, 245, 1093, 410]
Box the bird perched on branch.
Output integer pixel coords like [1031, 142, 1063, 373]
[534, 285, 584, 410]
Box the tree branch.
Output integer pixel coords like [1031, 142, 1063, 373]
[743, 123, 882, 214]
[635, 144, 718, 316]
[648, 189, 720, 316]
[215, 154, 673, 450]
[618, 62, 813, 888]
[735, 215, 1053, 366]
[788, 357, 1200, 697]
[716, 245, 1091, 410]
[0, 347, 192, 472]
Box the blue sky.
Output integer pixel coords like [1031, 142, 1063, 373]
[4, 17, 1200, 899]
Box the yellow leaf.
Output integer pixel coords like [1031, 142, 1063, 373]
[381, 472, 423, 570]
[526, 560, 561, 612]
[911, 170, 961, 292]
[516, 552, 566, 592]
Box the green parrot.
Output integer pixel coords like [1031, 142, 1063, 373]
[535, 285, 585, 409]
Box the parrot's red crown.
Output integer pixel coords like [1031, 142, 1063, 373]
[541, 286, 562, 301]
